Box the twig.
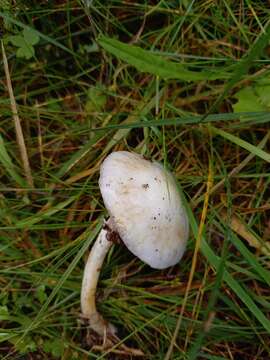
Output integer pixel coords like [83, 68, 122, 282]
[1, 40, 34, 188]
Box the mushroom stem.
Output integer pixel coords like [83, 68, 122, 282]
[81, 225, 116, 337]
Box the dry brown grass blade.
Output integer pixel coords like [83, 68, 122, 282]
[220, 210, 270, 256]
[92, 344, 144, 357]
[65, 166, 99, 185]
[1, 41, 34, 188]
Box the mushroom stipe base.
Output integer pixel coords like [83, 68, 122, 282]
[80, 314, 143, 356]
[81, 220, 117, 338]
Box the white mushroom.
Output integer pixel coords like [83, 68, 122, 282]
[81, 151, 189, 339]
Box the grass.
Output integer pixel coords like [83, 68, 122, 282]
[0, 1, 270, 359]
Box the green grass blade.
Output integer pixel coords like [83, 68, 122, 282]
[55, 131, 106, 179]
[230, 231, 270, 286]
[102, 88, 162, 155]
[94, 111, 270, 132]
[211, 127, 270, 163]
[98, 35, 229, 81]
[13, 196, 76, 229]
[0, 134, 27, 187]
[19, 221, 102, 338]
[184, 197, 270, 333]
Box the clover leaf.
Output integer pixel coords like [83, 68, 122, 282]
[6, 28, 40, 59]
[233, 77, 270, 113]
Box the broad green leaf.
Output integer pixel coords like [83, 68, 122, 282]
[233, 76, 270, 113]
[23, 28, 39, 45]
[43, 338, 65, 357]
[16, 45, 34, 59]
[7, 34, 24, 47]
[233, 87, 266, 113]
[6, 30, 37, 59]
[98, 35, 229, 81]
[255, 80, 270, 106]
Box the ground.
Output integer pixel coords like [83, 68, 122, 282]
[0, 1, 270, 359]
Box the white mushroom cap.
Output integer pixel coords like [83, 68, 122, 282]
[99, 151, 189, 269]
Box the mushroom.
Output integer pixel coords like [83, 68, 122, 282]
[81, 151, 189, 340]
